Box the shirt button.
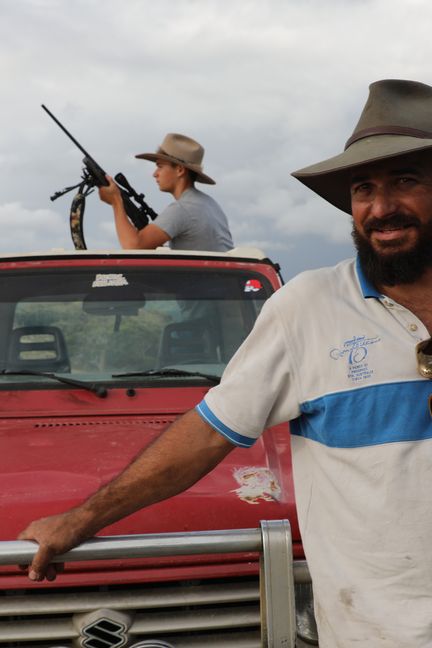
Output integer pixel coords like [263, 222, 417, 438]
[409, 323, 418, 332]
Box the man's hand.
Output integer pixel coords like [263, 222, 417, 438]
[18, 509, 92, 582]
[98, 175, 122, 206]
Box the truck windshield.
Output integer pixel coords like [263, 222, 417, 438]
[0, 266, 272, 386]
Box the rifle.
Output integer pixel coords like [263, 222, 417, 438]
[42, 104, 157, 250]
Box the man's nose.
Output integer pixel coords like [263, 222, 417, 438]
[369, 185, 398, 218]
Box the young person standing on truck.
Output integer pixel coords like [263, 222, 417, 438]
[20, 79, 432, 648]
[99, 132, 234, 251]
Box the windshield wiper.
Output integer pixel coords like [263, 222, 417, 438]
[112, 368, 221, 384]
[0, 370, 108, 398]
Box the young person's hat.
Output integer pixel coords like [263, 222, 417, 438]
[136, 133, 215, 185]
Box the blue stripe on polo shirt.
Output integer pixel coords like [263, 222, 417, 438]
[196, 400, 256, 448]
[292, 380, 432, 448]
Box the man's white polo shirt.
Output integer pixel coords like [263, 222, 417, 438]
[196, 257, 432, 648]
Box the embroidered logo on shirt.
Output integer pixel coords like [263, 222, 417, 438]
[329, 335, 381, 382]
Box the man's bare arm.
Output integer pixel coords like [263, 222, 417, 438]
[18, 409, 234, 581]
[99, 176, 170, 249]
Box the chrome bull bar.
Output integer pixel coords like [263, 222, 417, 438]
[0, 519, 310, 648]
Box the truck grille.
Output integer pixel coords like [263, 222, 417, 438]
[0, 577, 261, 647]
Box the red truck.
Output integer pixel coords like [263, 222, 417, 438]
[0, 246, 316, 647]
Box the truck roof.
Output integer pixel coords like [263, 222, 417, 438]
[0, 246, 272, 263]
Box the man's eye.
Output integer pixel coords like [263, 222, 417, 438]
[351, 183, 371, 194]
[397, 176, 416, 186]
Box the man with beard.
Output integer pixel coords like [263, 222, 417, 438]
[18, 79, 432, 647]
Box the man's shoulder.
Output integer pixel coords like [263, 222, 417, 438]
[274, 258, 358, 305]
[291, 257, 356, 284]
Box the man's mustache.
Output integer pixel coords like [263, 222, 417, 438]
[364, 214, 421, 233]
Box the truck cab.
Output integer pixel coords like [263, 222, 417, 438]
[0, 247, 316, 646]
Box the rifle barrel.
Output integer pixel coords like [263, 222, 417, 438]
[41, 104, 94, 161]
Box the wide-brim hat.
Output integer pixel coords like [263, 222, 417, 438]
[136, 133, 215, 185]
[292, 79, 432, 214]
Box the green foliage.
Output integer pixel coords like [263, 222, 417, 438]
[14, 301, 175, 374]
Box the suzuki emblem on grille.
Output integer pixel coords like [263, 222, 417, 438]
[74, 608, 132, 648]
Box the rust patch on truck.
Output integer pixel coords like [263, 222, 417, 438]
[232, 467, 281, 504]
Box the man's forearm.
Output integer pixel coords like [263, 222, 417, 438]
[77, 409, 233, 531]
[18, 409, 234, 580]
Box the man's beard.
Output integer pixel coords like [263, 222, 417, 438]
[352, 214, 432, 287]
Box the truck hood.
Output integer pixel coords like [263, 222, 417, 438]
[0, 411, 300, 542]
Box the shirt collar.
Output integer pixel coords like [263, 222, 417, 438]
[356, 256, 381, 299]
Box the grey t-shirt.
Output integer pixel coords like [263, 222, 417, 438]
[154, 187, 233, 251]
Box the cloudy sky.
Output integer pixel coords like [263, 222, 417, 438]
[0, 0, 430, 279]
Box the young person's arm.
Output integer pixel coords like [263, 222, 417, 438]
[99, 176, 170, 249]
